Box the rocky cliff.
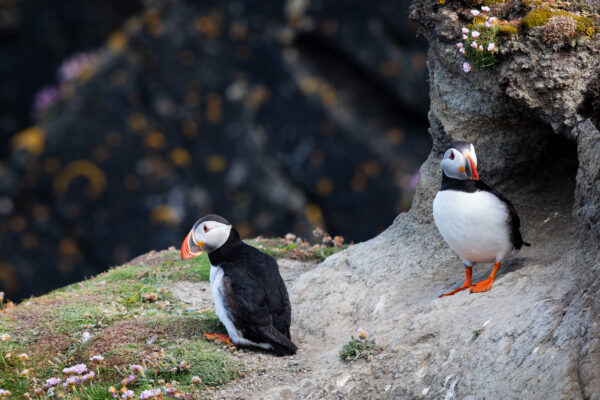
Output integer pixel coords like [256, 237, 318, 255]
[1, 0, 599, 398]
[285, 0, 600, 398]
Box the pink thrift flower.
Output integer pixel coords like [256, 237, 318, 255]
[472, 31, 480, 38]
[122, 391, 135, 400]
[459, 48, 466, 54]
[471, 9, 480, 16]
[488, 43, 496, 51]
[44, 378, 61, 388]
[479, 45, 483, 51]
[456, 42, 464, 48]
[485, 21, 492, 28]
[471, 41, 478, 48]
[481, 6, 491, 12]
[462, 27, 470, 34]
[463, 62, 472, 73]
[489, 17, 497, 23]
[463, 34, 468, 40]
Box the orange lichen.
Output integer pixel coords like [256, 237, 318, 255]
[11, 126, 45, 155]
[205, 154, 227, 173]
[53, 160, 107, 199]
[150, 205, 181, 225]
[169, 148, 192, 167]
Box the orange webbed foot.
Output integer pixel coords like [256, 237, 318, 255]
[470, 278, 494, 293]
[439, 265, 472, 298]
[439, 285, 470, 297]
[469, 261, 501, 293]
[204, 333, 233, 346]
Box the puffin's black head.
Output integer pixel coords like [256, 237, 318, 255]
[440, 141, 479, 181]
[181, 214, 239, 260]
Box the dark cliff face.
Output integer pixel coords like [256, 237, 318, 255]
[0, 0, 144, 154]
[0, 0, 431, 300]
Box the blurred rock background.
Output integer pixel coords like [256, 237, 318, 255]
[0, 0, 431, 300]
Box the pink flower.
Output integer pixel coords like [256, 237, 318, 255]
[63, 363, 87, 375]
[471, 41, 478, 48]
[463, 62, 472, 73]
[459, 48, 466, 54]
[462, 27, 470, 34]
[487, 43, 496, 51]
[456, 42, 464, 48]
[44, 378, 61, 388]
[471, 9, 480, 16]
[479, 45, 483, 51]
[485, 21, 493, 28]
[489, 17, 497, 23]
[472, 31, 480, 38]
[481, 6, 491, 12]
[463, 34, 468, 40]
[122, 391, 135, 400]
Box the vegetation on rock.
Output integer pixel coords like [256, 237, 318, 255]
[339, 329, 383, 362]
[0, 237, 342, 399]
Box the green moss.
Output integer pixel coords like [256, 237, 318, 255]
[521, 0, 544, 8]
[51, 303, 106, 334]
[522, 8, 596, 37]
[482, 0, 509, 4]
[498, 24, 519, 36]
[145, 312, 227, 338]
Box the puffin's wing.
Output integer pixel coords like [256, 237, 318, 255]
[220, 262, 297, 355]
[475, 180, 530, 249]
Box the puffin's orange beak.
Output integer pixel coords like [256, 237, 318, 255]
[466, 154, 479, 181]
[181, 231, 203, 260]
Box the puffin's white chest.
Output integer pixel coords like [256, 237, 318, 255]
[433, 190, 513, 264]
[209, 265, 272, 349]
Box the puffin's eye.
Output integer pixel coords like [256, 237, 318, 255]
[449, 152, 455, 160]
[203, 225, 209, 233]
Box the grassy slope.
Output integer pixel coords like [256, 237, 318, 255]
[0, 240, 346, 399]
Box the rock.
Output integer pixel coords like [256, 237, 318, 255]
[0, 0, 143, 151]
[286, 0, 600, 398]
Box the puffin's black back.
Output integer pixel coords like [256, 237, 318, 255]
[441, 174, 530, 250]
[208, 230, 296, 355]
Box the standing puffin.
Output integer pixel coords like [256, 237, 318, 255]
[181, 214, 297, 356]
[433, 141, 530, 297]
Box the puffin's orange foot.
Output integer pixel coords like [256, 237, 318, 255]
[204, 333, 233, 346]
[470, 278, 494, 293]
[439, 265, 473, 298]
[439, 285, 470, 297]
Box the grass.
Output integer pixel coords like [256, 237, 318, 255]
[0, 249, 234, 398]
[0, 237, 345, 398]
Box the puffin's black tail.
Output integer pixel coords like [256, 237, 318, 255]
[259, 325, 297, 356]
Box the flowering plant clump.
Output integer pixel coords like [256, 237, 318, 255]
[339, 328, 383, 362]
[139, 388, 162, 399]
[458, 7, 501, 71]
[63, 363, 88, 375]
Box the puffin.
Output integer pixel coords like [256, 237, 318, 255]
[180, 214, 297, 356]
[432, 141, 530, 297]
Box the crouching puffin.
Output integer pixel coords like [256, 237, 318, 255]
[433, 142, 530, 297]
[181, 214, 297, 356]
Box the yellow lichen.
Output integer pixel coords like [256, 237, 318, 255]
[53, 160, 107, 199]
[11, 126, 45, 155]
